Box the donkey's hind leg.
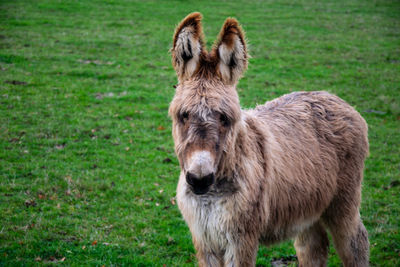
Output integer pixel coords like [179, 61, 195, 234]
[323, 154, 369, 266]
[325, 212, 369, 267]
[294, 221, 329, 267]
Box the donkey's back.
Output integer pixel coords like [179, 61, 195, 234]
[255, 90, 368, 163]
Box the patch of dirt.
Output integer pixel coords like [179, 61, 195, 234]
[5, 80, 27, 85]
[271, 255, 298, 267]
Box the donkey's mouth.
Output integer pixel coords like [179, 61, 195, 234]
[186, 172, 214, 195]
[192, 186, 210, 195]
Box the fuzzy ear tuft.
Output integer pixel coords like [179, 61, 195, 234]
[171, 12, 205, 82]
[214, 18, 248, 85]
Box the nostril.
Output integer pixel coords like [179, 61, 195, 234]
[202, 173, 214, 186]
[186, 172, 196, 186]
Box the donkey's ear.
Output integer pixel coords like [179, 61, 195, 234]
[171, 12, 205, 82]
[214, 18, 248, 85]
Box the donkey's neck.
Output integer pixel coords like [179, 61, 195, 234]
[218, 112, 266, 183]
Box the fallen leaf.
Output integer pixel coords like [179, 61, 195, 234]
[162, 158, 172, 163]
[389, 180, 400, 188]
[78, 59, 114, 66]
[157, 125, 165, 131]
[264, 81, 277, 87]
[167, 236, 175, 245]
[9, 137, 19, 143]
[82, 245, 86, 250]
[35, 256, 41, 262]
[24, 199, 37, 207]
[65, 175, 72, 183]
[125, 147, 130, 151]
[60, 257, 66, 262]
[170, 197, 176, 205]
[38, 193, 46, 199]
[159, 189, 164, 194]
[363, 109, 385, 115]
[92, 240, 98, 246]
[55, 143, 66, 150]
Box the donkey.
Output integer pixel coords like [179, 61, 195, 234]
[169, 12, 369, 267]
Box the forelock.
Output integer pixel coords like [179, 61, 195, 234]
[169, 76, 241, 125]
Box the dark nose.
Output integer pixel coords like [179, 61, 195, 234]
[186, 172, 214, 195]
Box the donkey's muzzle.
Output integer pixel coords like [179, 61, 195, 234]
[186, 172, 214, 195]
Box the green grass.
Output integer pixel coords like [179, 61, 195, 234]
[0, 0, 399, 266]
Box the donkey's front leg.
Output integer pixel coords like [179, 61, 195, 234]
[223, 236, 259, 267]
[193, 237, 224, 267]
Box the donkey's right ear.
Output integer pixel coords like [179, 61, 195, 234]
[171, 12, 205, 82]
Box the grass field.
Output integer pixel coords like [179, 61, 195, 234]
[0, 0, 399, 266]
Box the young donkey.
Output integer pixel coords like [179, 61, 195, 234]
[169, 13, 369, 267]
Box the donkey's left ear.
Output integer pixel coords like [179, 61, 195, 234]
[171, 12, 206, 82]
[214, 18, 248, 85]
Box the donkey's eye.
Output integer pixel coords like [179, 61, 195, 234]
[220, 113, 230, 127]
[179, 112, 189, 124]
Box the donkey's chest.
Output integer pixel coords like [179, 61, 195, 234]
[178, 191, 236, 249]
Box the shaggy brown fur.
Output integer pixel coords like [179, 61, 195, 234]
[169, 12, 369, 267]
